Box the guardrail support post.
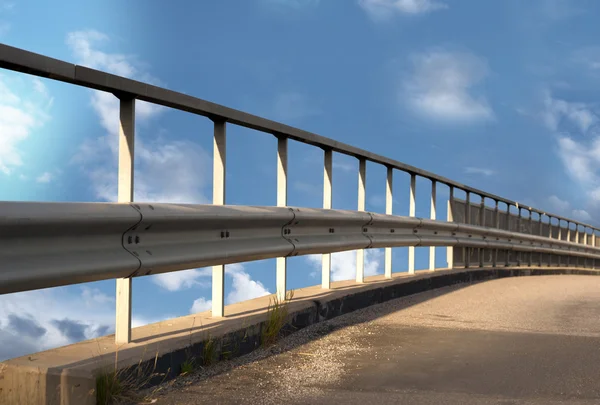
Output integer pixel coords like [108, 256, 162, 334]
[567, 221, 571, 268]
[593, 232, 597, 269]
[505, 204, 510, 267]
[557, 219, 562, 267]
[115, 97, 135, 344]
[493, 199, 499, 267]
[479, 196, 485, 267]
[528, 210, 533, 267]
[429, 180, 437, 271]
[465, 191, 471, 269]
[538, 213, 543, 267]
[322, 149, 333, 289]
[446, 186, 454, 268]
[385, 167, 393, 278]
[356, 158, 366, 283]
[516, 207, 522, 267]
[276, 136, 288, 301]
[408, 174, 416, 274]
[583, 227, 588, 268]
[212, 120, 226, 318]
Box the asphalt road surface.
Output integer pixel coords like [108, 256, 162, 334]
[147, 275, 600, 405]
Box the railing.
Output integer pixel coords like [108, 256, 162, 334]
[1, 43, 599, 346]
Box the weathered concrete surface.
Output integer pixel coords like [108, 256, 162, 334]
[149, 275, 600, 405]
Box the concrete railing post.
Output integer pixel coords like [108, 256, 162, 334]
[528, 210, 533, 267]
[493, 199, 499, 267]
[516, 207, 522, 267]
[276, 136, 288, 301]
[429, 180, 437, 271]
[557, 219, 562, 267]
[212, 120, 226, 318]
[479, 196, 485, 267]
[408, 174, 416, 274]
[115, 96, 135, 344]
[548, 216, 553, 267]
[356, 158, 366, 283]
[505, 204, 510, 267]
[446, 186, 454, 268]
[465, 191, 471, 269]
[322, 149, 333, 289]
[538, 213, 543, 267]
[384, 167, 393, 278]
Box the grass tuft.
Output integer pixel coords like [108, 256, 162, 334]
[95, 348, 168, 405]
[261, 290, 294, 347]
[202, 336, 217, 366]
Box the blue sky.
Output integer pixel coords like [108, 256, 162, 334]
[2, 0, 600, 360]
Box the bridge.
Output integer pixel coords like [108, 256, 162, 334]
[2, 43, 600, 405]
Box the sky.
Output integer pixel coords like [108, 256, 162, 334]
[2, 0, 600, 360]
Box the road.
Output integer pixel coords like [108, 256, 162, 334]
[147, 275, 600, 404]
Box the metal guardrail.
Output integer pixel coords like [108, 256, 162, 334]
[1, 43, 599, 346]
[2, 201, 600, 296]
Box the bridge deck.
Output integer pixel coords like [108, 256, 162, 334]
[148, 275, 600, 405]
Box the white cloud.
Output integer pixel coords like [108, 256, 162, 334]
[572, 209, 592, 221]
[358, 0, 447, 20]
[35, 171, 52, 183]
[403, 50, 494, 123]
[190, 297, 212, 313]
[545, 195, 593, 222]
[0, 76, 53, 175]
[541, 92, 598, 134]
[152, 268, 211, 292]
[464, 167, 495, 176]
[189, 264, 271, 313]
[67, 30, 210, 205]
[0, 286, 115, 361]
[307, 249, 383, 282]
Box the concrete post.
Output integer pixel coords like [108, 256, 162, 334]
[356, 158, 366, 283]
[322, 149, 333, 289]
[115, 97, 135, 344]
[276, 136, 288, 301]
[446, 186, 454, 269]
[548, 216, 553, 268]
[516, 207, 522, 267]
[465, 191, 471, 269]
[557, 220, 562, 267]
[505, 204, 510, 267]
[408, 174, 416, 274]
[493, 199, 499, 268]
[538, 213, 543, 267]
[479, 196, 485, 267]
[384, 167, 393, 278]
[528, 210, 533, 267]
[212, 120, 226, 318]
[429, 180, 437, 271]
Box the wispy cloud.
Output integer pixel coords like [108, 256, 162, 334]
[464, 167, 495, 176]
[541, 91, 598, 134]
[358, 0, 447, 20]
[0, 76, 53, 175]
[306, 249, 383, 281]
[189, 264, 270, 313]
[402, 50, 494, 123]
[546, 195, 592, 222]
[35, 171, 53, 183]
